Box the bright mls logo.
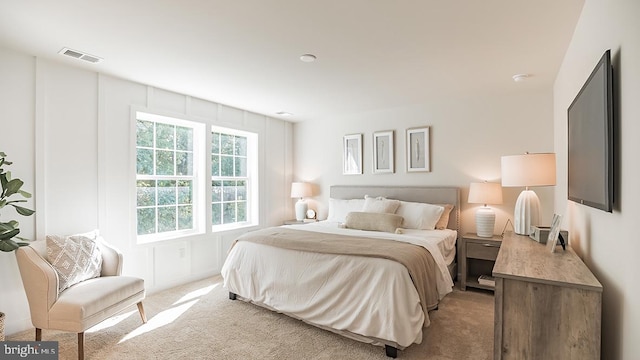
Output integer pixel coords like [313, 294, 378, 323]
[1, 342, 58, 359]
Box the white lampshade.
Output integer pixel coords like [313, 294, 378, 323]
[468, 182, 503, 238]
[291, 182, 312, 221]
[501, 153, 556, 235]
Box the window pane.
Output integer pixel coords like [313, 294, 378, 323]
[235, 136, 247, 156]
[137, 148, 154, 175]
[211, 155, 220, 176]
[156, 123, 175, 149]
[221, 156, 234, 177]
[221, 134, 234, 155]
[176, 151, 193, 176]
[234, 157, 247, 177]
[237, 201, 247, 222]
[223, 181, 236, 201]
[212, 180, 222, 202]
[177, 180, 192, 204]
[223, 202, 236, 223]
[212, 203, 222, 225]
[156, 150, 175, 175]
[237, 180, 246, 200]
[137, 120, 154, 147]
[158, 180, 176, 205]
[211, 132, 220, 154]
[178, 205, 192, 230]
[137, 208, 156, 235]
[158, 207, 177, 232]
[137, 180, 156, 207]
[176, 126, 193, 151]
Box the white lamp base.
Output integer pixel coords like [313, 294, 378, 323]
[295, 199, 307, 221]
[513, 189, 540, 235]
[475, 206, 496, 237]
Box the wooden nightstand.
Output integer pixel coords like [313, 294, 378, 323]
[283, 219, 317, 225]
[460, 233, 502, 291]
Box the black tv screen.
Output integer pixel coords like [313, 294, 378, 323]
[567, 50, 613, 212]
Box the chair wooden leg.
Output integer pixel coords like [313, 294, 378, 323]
[137, 301, 147, 323]
[78, 332, 84, 360]
[35, 328, 42, 341]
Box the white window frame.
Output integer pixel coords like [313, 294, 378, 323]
[134, 110, 206, 244]
[211, 125, 259, 231]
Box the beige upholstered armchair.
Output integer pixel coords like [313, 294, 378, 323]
[15, 238, 146, 360]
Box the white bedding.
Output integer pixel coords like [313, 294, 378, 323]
[221, 222, 456, 348]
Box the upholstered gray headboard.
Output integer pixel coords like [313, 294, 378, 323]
[329, 185, 460, 232]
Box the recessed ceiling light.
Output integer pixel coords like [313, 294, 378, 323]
[299, 54, 317, 63]
[512, 74, 529, 82]
[276, 111, 293, 116]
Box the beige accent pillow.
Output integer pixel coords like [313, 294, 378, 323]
[362, 195, 401, 214]
[434, 204, 455, 230]
[395, 201, 444, 230]
[46, 230, 103, 293]
[344, 212, 404, 233]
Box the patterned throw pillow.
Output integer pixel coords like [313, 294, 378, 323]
[46, 230, 103, 293]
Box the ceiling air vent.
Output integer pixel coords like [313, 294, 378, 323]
[58, 47, 103, 64]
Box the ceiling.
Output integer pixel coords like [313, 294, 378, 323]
[0, 0, 584, 122]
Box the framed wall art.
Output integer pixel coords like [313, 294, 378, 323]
[406, 127, 430, 172]
[373, 130, 394, 174]
[343, 133, 363, 175]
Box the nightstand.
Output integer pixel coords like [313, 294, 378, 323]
[460, 233, 502, 291]
[283, 219, 317, 225]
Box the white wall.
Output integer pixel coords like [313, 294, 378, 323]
[0, 46, 293, 336]
[293, 90, 556, 236]
[553, 0, 640, 358]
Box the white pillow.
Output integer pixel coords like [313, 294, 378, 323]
[362, 195, 401, 214]
[327, 198, 365, 222]
[46, 230, 103, 293]
[395, 201, 444, 230]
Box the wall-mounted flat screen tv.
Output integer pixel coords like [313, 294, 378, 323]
[567, 49, 613, 212]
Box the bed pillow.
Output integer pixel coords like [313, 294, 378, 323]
[395, 201, 444, 230]
[362, 195, 401, 214]
[344, 212, 404, 233]
[327, 198, 366, 222]
[46, 230, 103, 293]
[434, 204, 455, 230]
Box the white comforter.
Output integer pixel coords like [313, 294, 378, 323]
[221, 222, 456, 348]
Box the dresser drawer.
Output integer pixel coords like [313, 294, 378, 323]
[466, 242, 500, 261]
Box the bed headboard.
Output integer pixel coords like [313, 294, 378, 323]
[329, 185, 460, 232]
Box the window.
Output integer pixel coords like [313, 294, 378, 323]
[211, 126, 258, 229]
[135, 111, 204, 242]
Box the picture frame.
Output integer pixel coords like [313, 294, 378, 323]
[343, 133, 363, 175]
[373, 130, 394, 174]
[546, 213, 563, 253]
[406, 127, 430, 172]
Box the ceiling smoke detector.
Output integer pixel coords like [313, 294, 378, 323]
[512, 74, 529, 82]
[299, 54, 317, 63]
[58, 47, 103, 64]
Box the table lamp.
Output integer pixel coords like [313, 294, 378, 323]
[291, 182, 312, 221]
[501, 153, 556, 235]
[468, 182, 503, 237]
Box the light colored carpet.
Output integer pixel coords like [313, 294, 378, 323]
[9, 276, 494, 359]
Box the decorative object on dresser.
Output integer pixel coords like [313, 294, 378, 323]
[500, 152, 556, 235]
[343, 134, 363, 175]
[545, 213, 566, 252]
[467, 181, 503, 237]
[406, 127, 430, 172]
[460, 233, 502, 291]
[291, 182, 312, 221]
[373, 130, 394, 173]
[493, 232, 602, 359]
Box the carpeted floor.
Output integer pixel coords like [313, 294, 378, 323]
[9, 276, 494, 359]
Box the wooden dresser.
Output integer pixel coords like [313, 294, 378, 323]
[492, 232, 602, 360]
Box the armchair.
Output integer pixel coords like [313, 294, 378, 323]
[15, 238, 146, 360]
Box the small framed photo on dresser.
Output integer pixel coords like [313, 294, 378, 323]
[546, 213, 563, 253]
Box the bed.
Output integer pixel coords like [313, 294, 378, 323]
[221, 185, 460, 358]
